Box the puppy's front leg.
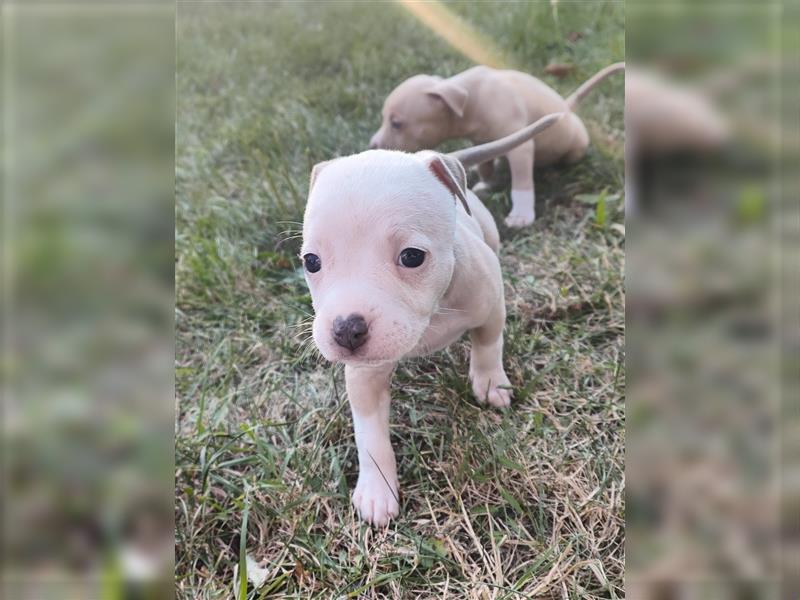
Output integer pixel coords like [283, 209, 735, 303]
[505, 140, 536, 228]
[469, 299, 512, 409]
[345, 363, 400, 526]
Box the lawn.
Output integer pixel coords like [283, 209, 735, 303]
[175, 1, 625, 598]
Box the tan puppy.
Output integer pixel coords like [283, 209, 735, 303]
[625, 67, 729, 156]
[370, 63, 624, 227]
[624, 67, 730, 212]
[302, 114, 562, 526]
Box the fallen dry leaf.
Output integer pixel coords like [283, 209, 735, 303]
[544, 63, 575, 78]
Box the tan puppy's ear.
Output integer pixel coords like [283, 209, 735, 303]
[417, 151, 471, 215]
[426, 81, 468, 118]
[309, 159, 334, 193]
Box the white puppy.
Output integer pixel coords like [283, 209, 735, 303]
[302, 114, 562, 526]
[369, 63, 624, 227]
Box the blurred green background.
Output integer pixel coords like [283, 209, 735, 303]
[626, 2, 791, 598]
[2, 3, 174, 598]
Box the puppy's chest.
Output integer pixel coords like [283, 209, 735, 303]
[406, 309, 473, 358]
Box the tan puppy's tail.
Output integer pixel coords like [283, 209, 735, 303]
[565, 61, 625, 110]
[448, 112, 565, 168]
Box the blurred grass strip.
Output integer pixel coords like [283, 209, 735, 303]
[2, 2, 174, 597]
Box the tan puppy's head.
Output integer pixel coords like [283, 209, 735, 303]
[301, 150, 467, 365]
[369, 75, 468, 152]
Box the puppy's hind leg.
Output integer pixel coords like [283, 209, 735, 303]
[504, 140, 536, 228]
[469, 300, 512, 409]
[478, 159, 495, 182]
[562, 113, 590, 164]
[471, 160, 496, 198]
[346, 363, 400, 527]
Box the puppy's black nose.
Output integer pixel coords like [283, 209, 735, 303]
[332, 313, 369, 351]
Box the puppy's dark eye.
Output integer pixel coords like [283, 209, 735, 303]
[390, 118, 403, 130]
[303, 253, 321, 273]
[399, 248, 425, 268]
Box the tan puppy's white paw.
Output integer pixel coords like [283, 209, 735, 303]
[470, 369, 513, 408]
[504, 209, 535, 228]
[352, 475, 400, 527]
[506, 188, 535, 228]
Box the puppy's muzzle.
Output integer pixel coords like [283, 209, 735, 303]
[332, 313, 369, 351]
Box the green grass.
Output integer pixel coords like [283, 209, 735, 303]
[176, 2, 624, 598]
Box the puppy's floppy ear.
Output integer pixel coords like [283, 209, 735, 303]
[417, 151, 471, 216]
[426, 80, 468, 118]
[309, 159, 334, 193]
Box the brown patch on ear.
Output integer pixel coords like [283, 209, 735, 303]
[427, 154, 471, 216]
[309, 160, 334, 193]
[426, 81, 468, 118]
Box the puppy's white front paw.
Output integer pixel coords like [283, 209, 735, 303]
[504, 209, 535, 228]
[470, 369, 513, 408]
[352, 474, 400, 527]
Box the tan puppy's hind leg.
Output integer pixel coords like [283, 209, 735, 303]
[472, 160, 496, 198]
[469, 303, 512, 409]
[562, 114, 591, 164]
[346, 364, 400, 527]
[504, 140, 536, 228]
[477, 159, 495, 183]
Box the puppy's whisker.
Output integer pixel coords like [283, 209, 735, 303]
[297, 335, 316, 351]
[295, 327, 314, 338]
[292, 330, 314, 345]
